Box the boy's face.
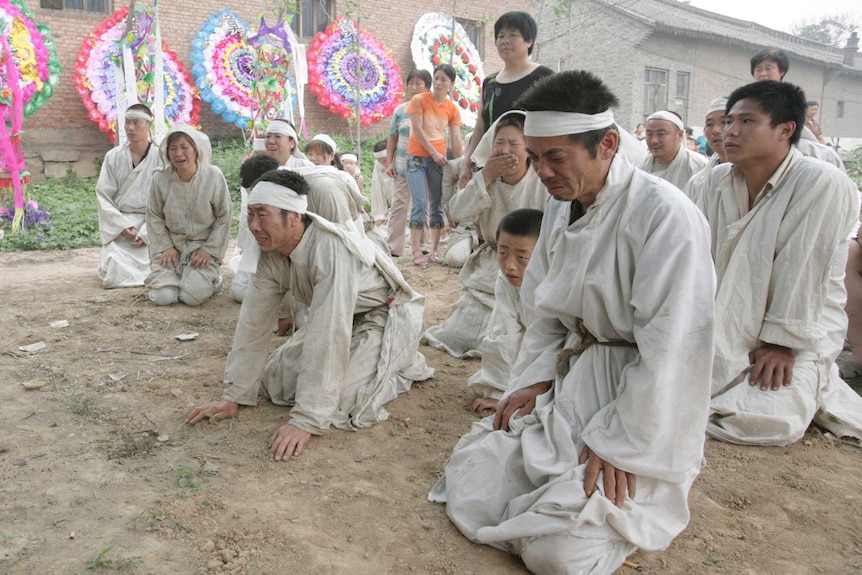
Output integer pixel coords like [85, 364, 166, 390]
[497, 231, 537, 288]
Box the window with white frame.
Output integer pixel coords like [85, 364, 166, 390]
[456, 17, 484, 59]
[674, 71, 690, 123]
[289, 0, 332, 39]
[643, 68, 668, 117]
[40, 0, 108, 13]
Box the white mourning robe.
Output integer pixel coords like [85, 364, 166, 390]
[145, 126, 231, 302]
[692, 148, 862, 445]
[431, 155, 715, 563]
[423, 168, 548, 358]
[466, 273, 530, 400]
[796, 136, 845, 172]
[371, 160, 392, 223]
[95, 142, 160, 288]
[639, 146, 708, 191]
[222, 215, 434, 434]
[682, 154, 722, 204]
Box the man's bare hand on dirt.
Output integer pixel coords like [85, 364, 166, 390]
[187, 400, 238, 424]
[269, 423, 312, 461]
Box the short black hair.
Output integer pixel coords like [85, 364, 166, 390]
[126, 103, 153, 118]
[497, 208, 543, 240]
[518, 70, 619, 158]
[254, 168, 310, 196]
[750, 48, 789, 79]
[406, 69, 432, 89]
[807, 100, 819, 107]
[373, 139, 387, 153]
[494, 11, 538, 55]
[240, 155, 280, 189]
[434, 63, 456, 83]
[495, 112, 525, 133]
[726, 80, 806, 145]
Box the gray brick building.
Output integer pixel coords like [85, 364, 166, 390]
[533, 0, 862, 142]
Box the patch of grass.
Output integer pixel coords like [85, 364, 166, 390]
[69, 394, 97, 417]
[86, 546, 114, 569]
[0, 177, 100, 252]
[85, 545, 141, 572]
[136, 510, 195, 534]
[704, 556, 724, 568]
[71, 495, 91, 507]
[175, 465, 198, 490]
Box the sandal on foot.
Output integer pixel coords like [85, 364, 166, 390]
[413, 254, 428, 266]
[428, 252, 442, 264]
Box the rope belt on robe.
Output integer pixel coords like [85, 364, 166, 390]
[555, 318, 639, 380]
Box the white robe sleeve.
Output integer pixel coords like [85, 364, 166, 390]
[95, 150, 135, 244]
[223, 254, 287, 405]
[449, 170, 493, 224]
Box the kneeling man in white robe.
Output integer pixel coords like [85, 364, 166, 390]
[689, 80, 862, 446]
[188, 169, 434, 461]
[430, 71, 716, 575]
[95, 104, 160, 288]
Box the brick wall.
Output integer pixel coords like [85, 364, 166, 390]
[20, 0, 530, 160]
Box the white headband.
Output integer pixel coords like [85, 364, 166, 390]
[125, 110, 153, 121]
[472, 110, 525, 167]
[373, 150, 387, 159]
[248, 181, 308, 215]
[706, 97, 728, 116]
[524, 109, 615, 137]
[646, 111, 684, 131]
[310, 134, 337, 153]
[266, 121, 299, 141]
[341, 153, 358, 163]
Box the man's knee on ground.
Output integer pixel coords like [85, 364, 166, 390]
[520, 534, 635, 575]
[180, 285, 213, 307]
[149, 286, 179, 306]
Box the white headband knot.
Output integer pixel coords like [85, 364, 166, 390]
[248, 181, 308, 215]
[524, 109, 615, 137]
[646, 111, 685, 131]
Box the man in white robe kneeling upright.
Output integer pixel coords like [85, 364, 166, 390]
[689, 80, 862, 446]
[188, 169, 434, 461]
[430, 71, 716, 575]
[95, 104, 160, 288]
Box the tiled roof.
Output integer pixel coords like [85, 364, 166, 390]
[595, 0, 861, 73]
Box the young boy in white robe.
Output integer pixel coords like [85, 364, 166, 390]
[688, 80, 862, 445]
[95, 104, 161, 288]
[467, 208, 542, 413]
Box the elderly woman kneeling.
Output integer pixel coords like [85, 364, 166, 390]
[145, 124, 231, 306]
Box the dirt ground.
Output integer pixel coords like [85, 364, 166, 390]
[1, 245, 861, 575]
